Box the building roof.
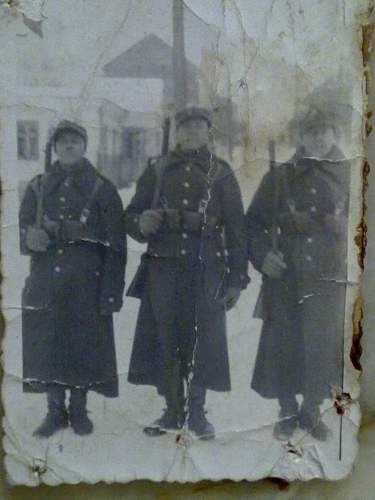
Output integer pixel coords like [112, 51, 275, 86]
[103, 34, 198, 80]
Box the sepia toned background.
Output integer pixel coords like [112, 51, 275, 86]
[0, 0, 374, 495]
[1, 51, 373, 498]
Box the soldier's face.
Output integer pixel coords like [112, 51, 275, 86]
[55, 132, 86, 167]
[176, 119, 210, 151]
[301, 125, 336, 158]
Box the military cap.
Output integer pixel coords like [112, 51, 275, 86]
[175, 107, 212, 128]
[301, 106, 337, 134]
[288, 105, 340, 139]
[52, 120, 88, 148]
[288, 76, 352, 140]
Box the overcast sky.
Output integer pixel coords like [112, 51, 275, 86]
[0, 0, 366, 135]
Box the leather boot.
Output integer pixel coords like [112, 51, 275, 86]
[299, 403, 330, 441]
[69, 388, 93, 436]
[273, 396, 299, 441]
[33, 385, 69, 438]
[143, 407, 181, 437]
[144, 377, 185, 437]
[187, 383, 215, 440]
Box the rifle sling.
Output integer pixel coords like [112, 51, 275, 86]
[29, 174, 104, 228]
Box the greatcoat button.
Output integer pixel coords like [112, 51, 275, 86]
[307, 237, 313, 243]
[183, 182, 190, 188]
[306, 255, 312, 262]
[181, 249, 187, 255]
[310, 188, 317, 194]
[55, 266, 61, 273]
[57, 249, 63, 255]
[182, 199, 189, 206]
[182, 232, 188, 239]
[185, 165, 191, 172]
[60, 196, 66, 202]
[310, 206, 317, 213]
[108, 297, 114, 303]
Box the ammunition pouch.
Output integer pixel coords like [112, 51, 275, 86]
[60, 220, 85, 242]
[163, 209, 219, 236]
[59, 220, 101, 244]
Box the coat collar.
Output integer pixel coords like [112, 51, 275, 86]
[44, 158, 97, 194]
[289, 146, 346, 177]
[167, 146, 216, 174]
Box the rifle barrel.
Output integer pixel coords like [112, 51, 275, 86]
[268, 140, 275, 168]
[44, 140, 52, 172]
[269, 140, 279, 252]
[162, 117, 170, 155]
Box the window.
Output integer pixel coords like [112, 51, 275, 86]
[123, 128, 144, 161]
[101, 125, 108, 155]
[17, 121, 39, 161]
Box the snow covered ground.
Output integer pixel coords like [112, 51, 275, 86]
[2, 183, 351, 484]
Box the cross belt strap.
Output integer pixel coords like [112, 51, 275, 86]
[60, 177, 104, 242]
[80, 177, 104, 224]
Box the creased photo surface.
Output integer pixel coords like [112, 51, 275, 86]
[0, 0, 368, 485]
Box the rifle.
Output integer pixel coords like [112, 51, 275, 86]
[32, 138, 52, 229]
[147, 116, 170, 168]
[253, 140, 279, 320]
[126, 117, 170, 299]
[44, 138, 52, 172]
[269, 139, 279, 252]
[162, 117, 170, 156]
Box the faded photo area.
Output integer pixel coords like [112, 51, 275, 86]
[1, 0, 366, 485]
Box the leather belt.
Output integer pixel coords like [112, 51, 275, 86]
[163, 209, 220, 234]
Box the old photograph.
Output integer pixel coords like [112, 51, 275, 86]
[0, 0, 367, 485]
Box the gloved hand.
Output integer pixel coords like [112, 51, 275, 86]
[42, 215, 60, 239]
[61, 220, 85, 241]
[261, 250, 287, 279]
[164, 209, 181, 231]
[26, 226, 51, 252]
[182, 210, 202, 232]
[222, 287, 241, 311]
[139, 209, 164, 238]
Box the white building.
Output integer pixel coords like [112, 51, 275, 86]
[0, 86, 162, 316]
[0, 86, 162, 203]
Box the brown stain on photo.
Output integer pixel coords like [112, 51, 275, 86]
[0, 1, 375, 497]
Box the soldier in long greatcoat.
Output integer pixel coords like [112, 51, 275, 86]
[20, 121, 126, 438]
[125, 108, 249, 439]
[246, 105, 350, 441]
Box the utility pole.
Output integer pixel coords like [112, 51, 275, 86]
[172, 0, 187, 111]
